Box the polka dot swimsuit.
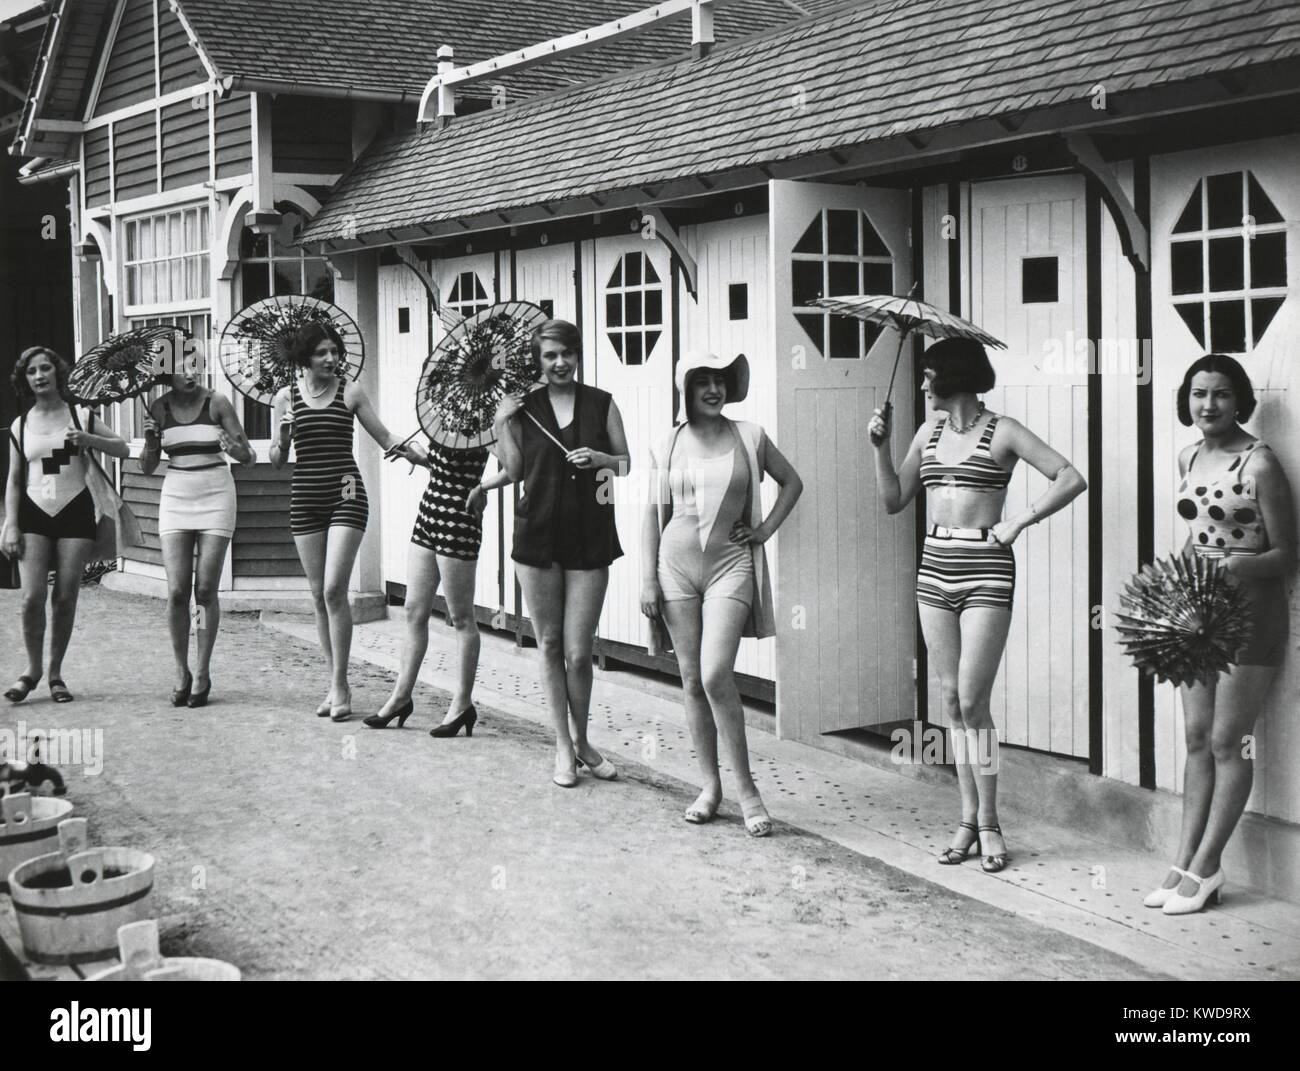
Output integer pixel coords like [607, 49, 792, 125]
[1176, 440, 1268, 554]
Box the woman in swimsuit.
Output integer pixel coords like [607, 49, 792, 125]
[640, 351, 802, 836]
[869, 338, 1086, 872]
[493, 319, 631, 788]
[140, 354, 254, 708]
[270, 323, 426, 721]
[1145, 354, 1294, 915]
[3, 347, 129, 704]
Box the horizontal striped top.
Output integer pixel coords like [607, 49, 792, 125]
[919, 413, 1012, 491]
[160, 393, 225, 471]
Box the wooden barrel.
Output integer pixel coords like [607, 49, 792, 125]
[8, 818, 155, 965]
[0, 793, 74, 892]
[88, 920, 240, 981]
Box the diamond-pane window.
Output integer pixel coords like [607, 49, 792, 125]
[792, 208, 893, 359]
[605, 251, 663, 365]
[1169, 171, 1287, 353]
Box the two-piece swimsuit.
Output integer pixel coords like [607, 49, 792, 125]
[916, 413, 1016, 614]
[1176, 439, 1287, 666]
[156, 393, 237, 538]
[288, 378, 368, 536]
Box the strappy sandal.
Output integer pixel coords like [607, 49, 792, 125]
[48, 678, 74, 703]
[938, 821, 981, 865]
[979, 824, 1009, 873]
[5, 674, 40, 703]
[684, 790, 721, 824]
[739, 795, 773, 838]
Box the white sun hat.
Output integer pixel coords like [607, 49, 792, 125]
[674, 351, 750, 424]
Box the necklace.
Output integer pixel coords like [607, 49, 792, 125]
[303, 374, 334, 400]
[948, 401, 986, 434]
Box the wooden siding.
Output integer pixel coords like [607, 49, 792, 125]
[112, 108, 157, 201]
[160, 98, 209, 190]
[214, 94, 253, 180]
[93, 0, 157, 117]
[232, 465, 302, 579]
[84, 125, 112, 206]
[158, 3, 207, 93]
[271, 96, 352, 175]
[120, 461, 163, 566]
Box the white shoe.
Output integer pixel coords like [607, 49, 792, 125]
[1143, 866, 1187, 908]
[1162, 868, 1225, 915]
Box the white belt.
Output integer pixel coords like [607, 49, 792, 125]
[928, 524, 992, 540]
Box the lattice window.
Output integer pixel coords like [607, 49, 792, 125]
[605, 251, 663, 365]
[122, 205, 210, 310]
[792, 207, 893, 359]
[1170, 171, 1287, 354]
[446, 271, 491, 319]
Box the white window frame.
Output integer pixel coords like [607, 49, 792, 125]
[604, 250, 665, 366]
[120, 202, 212, 316]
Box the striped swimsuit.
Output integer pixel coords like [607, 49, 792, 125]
[916, 414, 1016, 614]
[411, 443, 488, 560]
[289, 379, 368, 536]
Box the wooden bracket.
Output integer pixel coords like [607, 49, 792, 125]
[1065, 133, 1149, 273]
[640, 206, 698, 300]
[395, 243, 441, 312]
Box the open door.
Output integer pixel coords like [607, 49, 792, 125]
[769, 179, 916, 741]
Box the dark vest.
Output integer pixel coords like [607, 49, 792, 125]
[511, 382, 623, 569]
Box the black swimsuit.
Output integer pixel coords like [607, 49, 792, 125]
[288, 379, 368, 536]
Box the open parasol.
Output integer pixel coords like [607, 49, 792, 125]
[1113, 553, 1254, 687]
[411, 300, 551, 452]
[816, 286, 1005, 444]
[218, 295, 364, 405]
[68, 325, 190, 404]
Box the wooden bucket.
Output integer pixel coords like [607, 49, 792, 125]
[8, 818, 155, 965]
[0, 792, 74, 892]
[88, 919, 240, 981]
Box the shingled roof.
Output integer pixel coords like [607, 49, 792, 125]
[300, 0, 1300, 248]
[176, 0, 824, 100]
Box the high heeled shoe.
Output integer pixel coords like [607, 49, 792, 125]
[938, 821, 981, 865]
[1143, 866, 1188, 908]
[5, 674, 40, 703]
[364, 699, 414, 729]
[314, 700, 332, 718]
[1162, 868, 1225, 915]
[329, 695, 353, 722]
[187, 677, 212, 708]
[171, 671, 192, 708]
[575, 750, 618, 780]
[553, 752, 578, 788]
[979, 824, 1009, 873]
[429, 705, 477, 738]
[739, 795, 773, 838]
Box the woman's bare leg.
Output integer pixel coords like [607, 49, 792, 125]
[161, 531, 198, 688]
[192, 533, 230, 689]
[697, 598, 754, 799]
[378, 545, 439, 718]
[918, 604, 975, 853]
[516, 562, 571, 773]
[322, 525, 365, 705]
[662, 598, 720, 809]
[1162, 680, 1218, 890]
[438, 555, 481, 722]
[957, 607, 1014, 859]
[562, 567, 609, 763]
[15, 534, 54, 683]
[293, 530, 333, 707]
[46, 537, 94, 685]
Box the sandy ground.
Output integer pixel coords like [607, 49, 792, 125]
[0, 585, 1167, 980]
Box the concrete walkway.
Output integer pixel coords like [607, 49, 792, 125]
[1, 585, 1295, 979]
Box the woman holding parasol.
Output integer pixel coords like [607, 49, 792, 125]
[139, 344, 254, 708]
[869, 338, 1086, 873]
[3, 347, 130, 704]
[493, 319, 631, 787]
[269, 322, 427, 721]
[1144, 354, 1295, 915]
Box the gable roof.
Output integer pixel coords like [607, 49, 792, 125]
[176, 0, 818, 100]
[299, 0, 1300, 248]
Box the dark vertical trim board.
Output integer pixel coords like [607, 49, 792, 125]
[1086, 182, 1105, 776]
[911, 185, 928, 721]
[1134, 156, 1156, 790]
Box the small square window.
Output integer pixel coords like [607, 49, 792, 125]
[539, 300, 554, 318]
[397, 307, 410, 334]
[1022, 257, 1059, 303]
[729, 283, 748, 321]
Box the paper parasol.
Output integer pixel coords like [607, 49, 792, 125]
[219, 295, 364, 405]
[414, 300, 549, 451]
[68, 325, 191, 404]
[1114, 554, 1254, 687]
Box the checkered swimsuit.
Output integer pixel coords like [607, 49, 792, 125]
[411, 444, 488, 560]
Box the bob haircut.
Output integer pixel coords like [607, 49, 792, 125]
[289, 322, 347, 369]
[11, 346, 72, 406]
[1177, 353, 1256, 426]
[920, 337, 996, 398]
[530, 319, 583, 361]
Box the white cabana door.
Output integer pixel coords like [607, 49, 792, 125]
[769, 178, 916, 740]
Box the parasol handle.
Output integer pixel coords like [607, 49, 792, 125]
[384, 427, 422, 457]
[871, 329, 911, 446]
[522, 410, 569, 454]
[869, 402, 892, 447]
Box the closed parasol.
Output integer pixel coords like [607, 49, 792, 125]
[1114, 553, 1254, 688]
[815, 287, 1005, 444]
[218, 295, 364, 405]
